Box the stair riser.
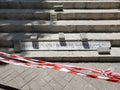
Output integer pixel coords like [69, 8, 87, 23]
[32, 57, 120, 62]
[0, 1, 120, 9]
[0, 12, 120, 20]
[18, 48, 120, 62]
[58, 13, 120, 20]
[0, 40, 119, 47]
[0, 12, 50, 20]
[0, 25, 120, 32]
[0, 40, 13, 47]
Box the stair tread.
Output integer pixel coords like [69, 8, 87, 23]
[0, 9, 120, 13]
[0, 20, 120, 25]
[1, 0, 120, 2]
[0, 9, 120, 20]
[19, 47, 120, 57]
[0, 33, 120, 41]
[0, 0, 119, 9]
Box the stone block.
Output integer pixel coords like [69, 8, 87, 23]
[30, 34, 38, 41]
[80, 33, 88, 41]
[97, 47, 110, 54]
[59, 32, 65, 41]
[13, 40, 21, 53]
[54, 5, 63, 12]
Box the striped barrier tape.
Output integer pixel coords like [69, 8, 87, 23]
[0, 51, 120, 83]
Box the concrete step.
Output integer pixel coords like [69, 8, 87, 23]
[0, 0, 120, 9]
[0, 9, 120, 20]
[0, 20, 120, 32]
[0, 33, 120, 47]
[15, 47, 120, 62]
[0, 47, 119, 62]
[0, 48, 14, 53]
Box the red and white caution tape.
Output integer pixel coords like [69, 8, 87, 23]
[0, 51, 120, 83]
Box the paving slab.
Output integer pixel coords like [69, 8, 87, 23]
[0, 63, 120, 90]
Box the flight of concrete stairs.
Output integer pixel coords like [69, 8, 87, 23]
[0, 0, 120, 61]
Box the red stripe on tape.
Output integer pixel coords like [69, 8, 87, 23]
[69, 70, 78, 74]
[86, 74, 98, 78]
[10, 54, 17, 58]
[25, 63, 31, 66]
[4, 58, 10, 61]
[106, 78, 120, 83]
[53, 65, 61, 70]
[24, 57, 31, 60]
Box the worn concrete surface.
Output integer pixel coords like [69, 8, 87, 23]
[0, 33, 120, 47]
[0, 20, 120, 32]
[18, 48, 120, 61]
[0, 0, 119, 9]
[0, 9, 120, 20]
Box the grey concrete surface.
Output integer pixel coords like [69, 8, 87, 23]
[0, 20, 120, 32]
[0, 33, 120, 40]
[0, 0, 120, 9]
[0, 62, 120, 90]
[0, 33, 120, 46]
[18, 48, 120, 61]
[0, 9, 120, 20]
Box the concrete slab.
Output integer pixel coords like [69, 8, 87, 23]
[0, 20, 120, 32]
[0, 63, 120, 90]
[0, 33, 120, 46]
[0, 0, 119, 9]
[1, 9, 120, 20]
[18, 47, 120, 61]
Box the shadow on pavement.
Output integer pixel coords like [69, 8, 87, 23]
[0, 84, 19, 90]
[0, 61, 8, 66]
